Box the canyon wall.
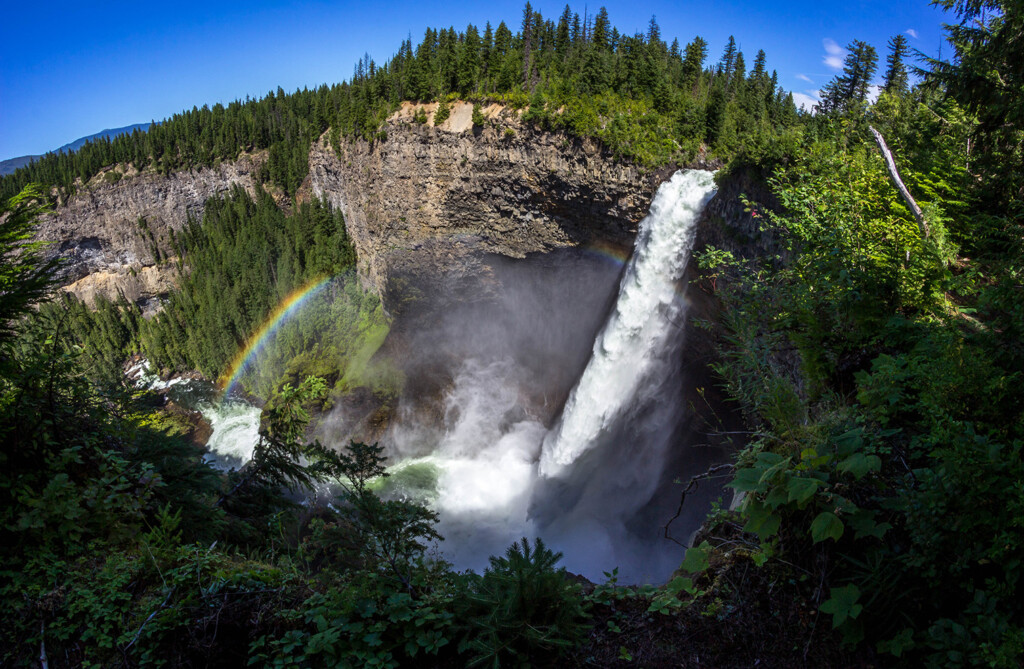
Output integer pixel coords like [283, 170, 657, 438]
[38, 102, 745, 321]
[36, 155, 263, 310]
[308, 102, 665, 307]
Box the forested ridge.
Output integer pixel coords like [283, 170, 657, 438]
[2, 0, 1023, 666]
[1, 2, 800, 204]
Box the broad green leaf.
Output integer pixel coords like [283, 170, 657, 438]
[877, 628, 916, 657]
[847, 510, 891, 540]
[837, 452, 881, 479]
[755, 451, 787, 465]
[786, 476, 822, 506]
[819, 584, 863, 628]
[680, 540, 711, 573]
[728, 466, 763, 493]
[834, 428, 864, 457]
[743, 501, 781, 540]
[758, 456, 792, 484]
[810, 511, 844, 543]
[666, 576, 694, 595]
[764, 484, 789, 510]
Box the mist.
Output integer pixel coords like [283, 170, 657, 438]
[326, 170, 728, 583]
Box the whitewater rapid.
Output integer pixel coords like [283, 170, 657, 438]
[130, 361, 261, 468]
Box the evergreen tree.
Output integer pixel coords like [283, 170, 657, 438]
[883, 34, 910, 95]
[818, 39, 878, 113]
[719, 36, 738, 81]
[556, 6, 571, 56]
[522, 1, 534, 87]
[592, 7, 610, 51]
[681, 37, 709, 89]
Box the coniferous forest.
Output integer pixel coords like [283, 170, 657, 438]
[1, 3, 800, 204]
[2, 0, 1023, 666]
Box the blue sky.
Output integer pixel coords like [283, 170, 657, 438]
[0, 0, 950, 160]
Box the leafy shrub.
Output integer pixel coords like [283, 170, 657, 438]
[456, 537, 589, 667]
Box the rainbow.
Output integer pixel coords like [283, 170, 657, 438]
[219, 277, 333, 394]
[582, 240, 632, 269]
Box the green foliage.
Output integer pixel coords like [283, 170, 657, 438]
[137, 185, 372, 399]
[456, 537, 589, 667]
[818, 40, 878, 114]
[252, 569, 456, 669]
[218, 377, 342, 523]
[0, 185, 56, 346]
[433, 100, 451, 125]
[925, 0, 1024, 212]
[471, 103, 486, 127]
[708, 9, 1024, 658]
[38, 292, 142, 385]
[330, 440, 442, 594]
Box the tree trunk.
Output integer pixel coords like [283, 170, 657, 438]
[869, 125, 930, 239]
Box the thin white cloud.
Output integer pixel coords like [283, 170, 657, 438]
[796, 73, 813, 83]
[867, 84, 883, 104]
[823, 38, 846, 70]
[906, 28, 919, 38]
[792, 90, 821, 112]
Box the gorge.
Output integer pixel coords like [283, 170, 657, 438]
[6, 2, 1020, 663]
[90, 123, 734, 582]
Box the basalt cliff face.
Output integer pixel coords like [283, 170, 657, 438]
[37, 155, 264, 311]
[308, 102, 662, 308]
[40, 103, 736, 318]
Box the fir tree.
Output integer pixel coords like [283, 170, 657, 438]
[681, 37, 708, 89]
[883, 34, 910, 95]
[818, 39, 878, 113]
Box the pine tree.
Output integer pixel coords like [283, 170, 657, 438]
[883, 34, 910, 95]
[719, 36, 738, 81]
[647, 15, 661, 47]
[522, 1, 534, 87]
[818, 40, 878, 113]
[681, 37, 709, 89]
[732, 51, 746, 95]
[593, 7, 610, 51]
[556, 5, 571, 56]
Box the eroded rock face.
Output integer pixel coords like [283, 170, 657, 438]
[308, 102, 661, 309]
[37, 155, 263, 307]
[39, 106, 721, 316]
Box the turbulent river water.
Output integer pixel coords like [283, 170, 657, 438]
[130, 361, 261, 470]
[141, 169, 719, 584]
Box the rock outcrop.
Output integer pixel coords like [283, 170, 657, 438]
[38, 155, 264, 309]
[308, 102, 660, 307]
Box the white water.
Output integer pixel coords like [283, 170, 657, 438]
[540, 170, 718, 476]
[130, 361, 261, 468]
[383, 170, 719, 582]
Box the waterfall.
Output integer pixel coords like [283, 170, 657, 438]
[322, 168, 720, 582]
[539, 169, 718, 478]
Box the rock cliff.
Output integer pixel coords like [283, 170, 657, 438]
[37, 155, 263, 309]
[308, 102, 660, 307]
[38, 104, 730, 317]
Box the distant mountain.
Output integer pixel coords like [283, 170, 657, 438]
[0, 123, 151, 176]
[0, 154, 38, 176]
